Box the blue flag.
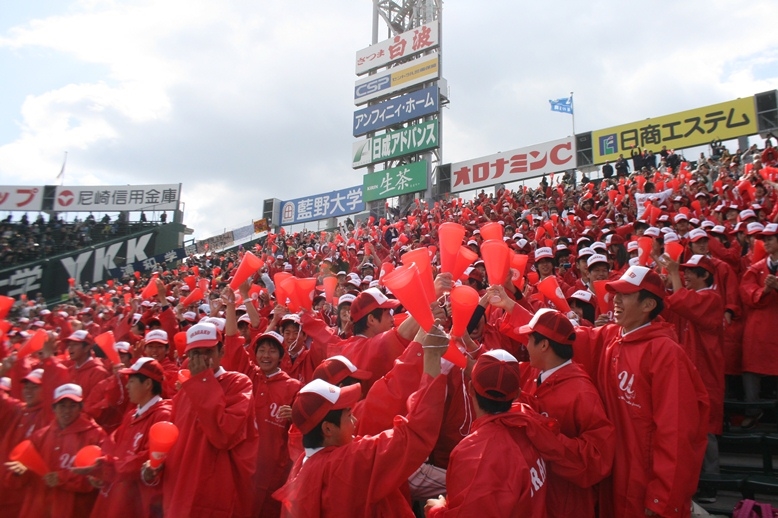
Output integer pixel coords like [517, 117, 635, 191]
[549, 96, 573, 114]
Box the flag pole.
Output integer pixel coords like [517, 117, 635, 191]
[57, 152, 68, 186]
[570, 91, 575, 136]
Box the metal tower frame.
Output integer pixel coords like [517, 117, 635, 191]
[367, 0, 445, 214]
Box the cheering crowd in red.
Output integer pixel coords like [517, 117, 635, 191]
[1, 140, 778, 517]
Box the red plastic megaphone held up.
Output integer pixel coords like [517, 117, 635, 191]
[148, 421, 180, 469]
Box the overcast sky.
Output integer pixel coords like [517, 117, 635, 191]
[1, 0, 776, 240]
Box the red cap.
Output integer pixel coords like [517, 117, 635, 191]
[518, 308, 576, 345]
[118, 357, 165, 383]
[680, 254, 716, 275]
[292, 379, 362, 434]
[606, 265, 665, 299]
[312, 355, 372, 385]
[349, 288, 400, 322]
[471, 350, 521, 402]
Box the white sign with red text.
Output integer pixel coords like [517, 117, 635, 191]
[355, 21, 439, 75]
[450, 137, 576, 193]
[0, 186, 44, 211]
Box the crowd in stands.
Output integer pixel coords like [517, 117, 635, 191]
[1, 137, 778, 517]
[0, 212, 168, 269]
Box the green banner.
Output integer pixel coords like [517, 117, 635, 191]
[352, 119, 439, 168]
[363, 161, 428, 202]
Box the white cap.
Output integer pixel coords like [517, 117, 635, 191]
[66, 330, 90, 342]
[587, 254, 610, 268]
[53, 383, 83, 403]
[145, 329, 169, 344]
[534, 247, 553, 261]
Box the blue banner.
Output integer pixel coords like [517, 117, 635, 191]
[107, 247, 188, 279]
[549, 96, 573, 114]
[280, 186, 364, 226]
[353, 86, 439, 137]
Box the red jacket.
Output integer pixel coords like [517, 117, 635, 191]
[89, 398, 173, 518]
[427, 406, 549, 518]
[574, 322, 709, 518]
[163, 368, 259, 518]
[0, 395, 51, 517]
[222, 336, 301, 517]
[340, 329, 410, 395]
[82, 374, 130, 434]
[666, 287, 725, 434]
[518, 361, 615, 518]
[741, 258, 778, 375]
[66, 357, 111, 401]
[20, 414, 106, 518]
[274, 373, 447, 517]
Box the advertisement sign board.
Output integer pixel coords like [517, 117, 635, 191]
[450, 138, 575, 193]
[352, 119, 438, 168]
[363, 161, 428, 202]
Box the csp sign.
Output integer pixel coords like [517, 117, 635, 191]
[354, 52, 439, 106]
[592, 97, 757, 164]
[363, 161, 428, 202]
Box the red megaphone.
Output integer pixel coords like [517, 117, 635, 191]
[141, 275, 159, 300]
[273, 272, 293, 306]
[0, 295, 14, 320]
[510, 253, 529, 290]
[480, 240, 510, 286]
[537, 276, 571, 313]
[438, 222, 465, 275]
[753, 239, 767, 263]
[280, 276, 301, 312]
[181, 288, 204, 307]
[401, 247, 436, 303]
[322, 276, 338, 304]
[451, 246, 479, 282]
[9, 440, 49, 476]
[177, 369, 190, 384]
[381, 264, 435, 332]
[184, 275, 196, 291]
[664, 241, 685, 262]
[229, 252, 264, 290]
[445, 285, 478, 369]
[592, 280, 611, 316]
[148, 421, 179, 469]
[17, 329, 47, 360]
[73, 444, 102, 468]
[638, 237, 653, 266]
[94, 331, 120, 366]
[173, 332, 188, 358]
[479, 222, 503, 241]
[294, 278, 317, 311]
[379, 262, 394, 280]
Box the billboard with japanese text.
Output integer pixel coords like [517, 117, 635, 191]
[354, 53, 439, 105]
[0, 223, 185, 301]
[280, 186, 364, 225]
[450, 138, 575, 193]
[53, 184, 181, 212]
[355, 22, 439, 75]
[363, 161, 428, 202]
[352, 119, 438, 168]
[353, 85, 439, 137]
[0, 186, 44, 211]
[592, 97, 757, 164]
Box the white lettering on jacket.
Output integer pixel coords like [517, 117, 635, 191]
[530, 457, 547, 496]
